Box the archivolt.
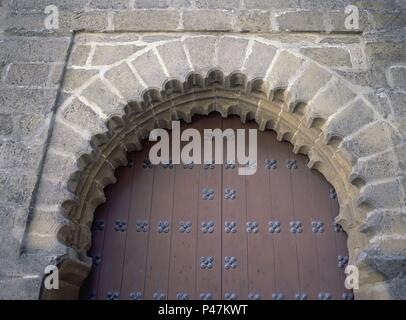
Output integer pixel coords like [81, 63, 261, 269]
[28, 35, 404, 299]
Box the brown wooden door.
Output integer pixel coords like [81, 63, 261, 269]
[81, 114, 351, 300]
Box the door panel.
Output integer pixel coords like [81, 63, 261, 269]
[81, 113, 349, 300]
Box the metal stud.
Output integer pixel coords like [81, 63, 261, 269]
[157, 220, 170, 233]
[200, 256, 214, 269]
[248, 293, 261, 300]
[199, 293, 213, 300]
[286, 159, 298, 169]
[224, 221, 237, 233]
[135, 220, 149, 232]
[114, 220, 127, 232]
[295, 293, 307, 300]
[201, 221, 214, 234]
[246, 221, 259, 233]
[224, 188, 236, 200]
[202, 188, 215, 200]
[225, 160, 236, 169]
[153, 292, 166, 300]
[91, 254, 102, 267]
[142, 159, 153, 169]
[271, 293, 284, 300]
[94, 220, 105, 231]
[224, 256, 237, 270]
[330, 187, 337, 199]
[179, 221, 192, 233]
[290, 221, 303, 234]
[224, 293, 237, 300]
[161, 160, 173, 169]
[318, 292, 331, 300]
[333, 221, 344, 233]
[268, 221, 281, 233]
[129, 291, 143, 300]
[183, 161, 194, 169]
[265, 159, 277, 170]
[311, 221, 324, 233]
[176, 293, 189, 300]
[203, 160, 215, 170]
[338, 255, 349, 268]
[342, 292, 354, 300]
[244, 160, 257, 170]
[106, 291, 119, 300]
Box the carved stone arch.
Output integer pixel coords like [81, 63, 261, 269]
[28, 35, 405, 299]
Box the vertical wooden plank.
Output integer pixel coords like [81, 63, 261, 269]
[221, 116, 248, 300]
[120, 145, 154, 300]
[144, 142, 175, 300]
[245, 123, 276, 300]
[195, 114, 222, 300]
[308, 169, 341, 300]
[80, 189, 111, 299]
[290, 154, 321, 300]
[168, 121, 200, 300]
[268, 134, 300, 300]
[96, 164, 134, 300]
[330, 185, 352, 299]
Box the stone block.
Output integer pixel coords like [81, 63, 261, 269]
[325, 98, 375, 142]
[0, 171, 36, 205]
[183, 10, 233, 31]
[156, 41, 192, 79]
[387, 90, 406, 118]
[5, 63, 50, 87]
[0, 141, 43, 170]
[114, 10, 180, 31]
[80, 79, 125, 116]
[69, 45, 92, 66]
[237, 10, 272, 32]
[387, 66, 406, 89]
[195, 0, 240, 9]
[307, 78, 356, 121]
[184, 36, 217, 76]
[300, 46, 352, 67]
[131, 50, 168, 89]
[244, 41, 277, 80]
[133, 0, 170, 8]
[0, 114, 13, 136]
[245, 0, 299, 9]
[276, 11, 325, 32]
[88, 0, 130, 9]
[217, 37, 249, 75]
[59, 11, 108, 32]
[91, 44, 145, 66]
[63, 69, 98, 92]
[359, 179, 403, 209]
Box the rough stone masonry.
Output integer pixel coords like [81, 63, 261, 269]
[0, 0, 405, 299]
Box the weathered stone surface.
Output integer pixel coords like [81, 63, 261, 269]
[307, 78, 356, 122]
[245, 0, 299, 9]
[243, 41, 277, 80]
[104, 62, 145, 103]
[237, 10, 272, 32]
[80, 79, 125, 116]
[184, 36, 217, 76]
[276, 11, 325, 32]
[88, 0, 129, 9]
[0, 114, 13, 136]
[59, 98, 107, 134]
[387, 90, 406, 117]
[156, 41, 192, 79]
[387, 66, 406, 89]
[133, 0, 170, 8]
[217, 37, 249, 75]
[325, 98, 375, 142]
[183, 9, 233, 31]
[0, 87, 58, 114]
[91, 45, 145, 66]
[0, 171, 36, 205]
[63, 69, 98, 92]
[195, 0, 239, 9]
[5, 63, 50, 87]
[59, 11, 108, 32]
[131, 51, 168, 88]
[69, 45, 92, 66]
[114, 10, 180, 31]
[300, 46, 352, 67]
[359, 179, 404, 209]
[361, 209, 406, 236]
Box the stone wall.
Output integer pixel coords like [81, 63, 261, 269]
[0, 0, 405, 299]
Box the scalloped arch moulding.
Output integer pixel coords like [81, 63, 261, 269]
[26, 33, 405, 299]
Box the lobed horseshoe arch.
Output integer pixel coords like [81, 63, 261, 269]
[27, 35, 404, 299]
